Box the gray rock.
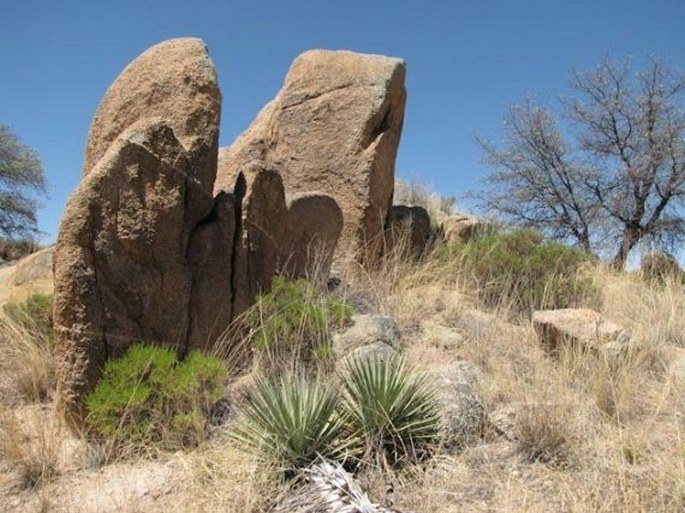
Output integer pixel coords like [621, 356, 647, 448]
[333, 314, 401, 357]
[431, 361, 486, 449]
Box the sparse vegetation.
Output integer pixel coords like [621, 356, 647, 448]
[2, 187, 684, 512]
[4, 292, 53, 340]
[246, 276, 353, 369]
[437, 228, 597, 316]
[0, 406, 59, 489]
[231, 355, 442, 476]
[0, 304, 53, 403]
[85, 342, 226, 459]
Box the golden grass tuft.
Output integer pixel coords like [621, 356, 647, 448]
[0, 313, 54, 404]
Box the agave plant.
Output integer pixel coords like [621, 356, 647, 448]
[231, 372, 351, 473]
[340, 355, 442, 467]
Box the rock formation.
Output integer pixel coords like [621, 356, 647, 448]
[217, 49, 406, 262]
[82, 38, 221, 179]
[53, 39, 223, 423]
[283, 192, 343, 281]
[384, 205, 432, 257]
[53, 38, 360, 425]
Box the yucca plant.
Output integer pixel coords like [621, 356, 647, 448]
[340, 355, 442, 468]
[231, 372, 351, 475]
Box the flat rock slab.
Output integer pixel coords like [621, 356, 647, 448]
[532, 308, 630, 354]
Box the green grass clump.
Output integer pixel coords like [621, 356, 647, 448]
[247, 276, 352, 368]
[340, 355, 442, 468]
[86, 342, 226, 457]
[232, 356, 442, 476]
[231, 372, 350, 474]
[438, 229, 596, 316]
[3, 293, 53, 340]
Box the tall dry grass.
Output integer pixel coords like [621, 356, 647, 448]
[0, 313, 54, 404]
[332, 237, 684, 512]
[1, 216, 683, 511]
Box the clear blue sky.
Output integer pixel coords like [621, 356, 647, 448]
[2, 0, 684, 244]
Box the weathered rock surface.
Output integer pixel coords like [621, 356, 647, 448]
[333, 314, 401, 358]
[282, 192, 343, 280]
[442, 213, 488, 245]
[230, 165, 289, 317]
[54, 41, 408, 425]
[431, 361, 486, 448]
[0, 247, 54, 305]
[7, 247, 53, 287]
[186, 191, 236, 349]
[532, 308, 631, 355]
[54, 121, 219, 421]
[384, 205, 431, 257]
[83, 37, 221, 180]
[421, 321, 466, 351]
[54, 38, 223, 423]
[217, 49, 406, 261]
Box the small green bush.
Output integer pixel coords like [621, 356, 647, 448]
[231, 372, 350, 475]
[3, 293, 53, 340]
[440, 229, 596, 316]
[86, 342, 226, 457]
[247, 276, 352, 367]
[340, 355, 442, 468]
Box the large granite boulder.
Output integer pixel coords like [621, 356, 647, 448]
[217, 49, 406, 262]
[53, 39, 222, 424]
[83, 37, 221, 181]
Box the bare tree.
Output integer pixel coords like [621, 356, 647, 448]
[0, 124, 46, 241]
[478, 58, 685, 269]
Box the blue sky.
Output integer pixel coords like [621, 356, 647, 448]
[2, 0, 684, 243]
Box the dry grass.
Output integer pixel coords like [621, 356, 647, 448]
[394, 178, 457, 226]
[0, 314, 54, 404]
[0, 405, 60, 489]
[1, 244, 683, 511]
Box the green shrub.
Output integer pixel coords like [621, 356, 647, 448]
[3, 293, 53, 340]
[231, 372, 350, 475]
[86, 342, 226, 457]
[247, 276, 352, 368]
[441, 229, 596, 316]
[340, 355, 442, 468]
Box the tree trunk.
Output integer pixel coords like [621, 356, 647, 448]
[612, 225, 640, 270]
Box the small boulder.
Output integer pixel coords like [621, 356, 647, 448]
[7, 247, 53, 287]
[532, 308, 631, 355]
[442, 213, 488, 245]
[333, 314, 401, 358]
[421, 321, 465, 351]
[431, 361, 486, 448]
[384, 205, 432, 258]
